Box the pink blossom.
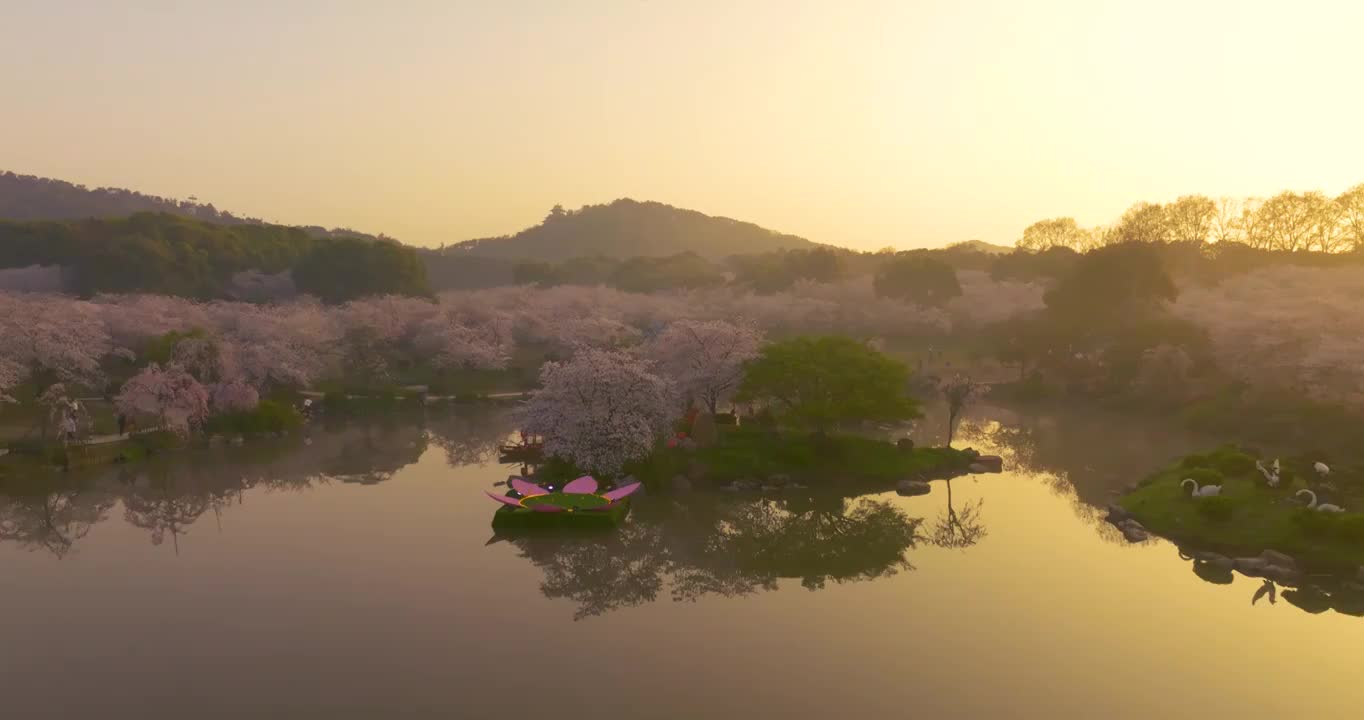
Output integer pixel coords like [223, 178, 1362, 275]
[210, 380, 260, 413]
[0, 292, 112, 391]
[519, 348, 677, 475]
[115, 363, 211, 435]
[647, 319, 763, 414]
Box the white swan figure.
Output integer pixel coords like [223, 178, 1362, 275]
[1182, 478, 1222, 497]
[1255, 459, 1281, 488]
[1314, 461, 1331, 476]
[1296, 489, 1344, 513]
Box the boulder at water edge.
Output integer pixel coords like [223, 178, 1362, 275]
[896, 480, 932, 496]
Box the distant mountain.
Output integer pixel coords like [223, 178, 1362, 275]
[445, 199, 822, 261]
[947, 239, 1013, 255]
[0, 170, 388, 243]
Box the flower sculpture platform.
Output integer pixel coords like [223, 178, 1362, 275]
[487, 476, 641, 530]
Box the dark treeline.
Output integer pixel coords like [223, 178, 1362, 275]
[0, 213, 429, 302]
[0, 170, 388, 243]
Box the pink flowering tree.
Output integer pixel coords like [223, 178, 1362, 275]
[0, 292, 112, 393]
[209, 301, 340, 390]
[0, 357, 22, 403]
[115, 364, 211, 435]
[520, 349, 677, 476]
[647, 319, 763, 414]
[209, 379, 260, 414]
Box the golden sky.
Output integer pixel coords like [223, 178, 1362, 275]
[3, 0, 1362, 250]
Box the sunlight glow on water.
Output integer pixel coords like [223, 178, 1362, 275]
[2, 407, 1362, 718]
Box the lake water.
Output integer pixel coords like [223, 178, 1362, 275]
[3, 404, 1363, 719]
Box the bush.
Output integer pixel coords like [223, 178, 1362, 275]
[1194, 495, 1236, 521]
[204, 400, 302, 435]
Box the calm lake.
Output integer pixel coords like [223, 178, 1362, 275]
[3, 404, 1363, 719]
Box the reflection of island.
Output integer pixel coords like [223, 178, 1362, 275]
[504, 494, 926, 620]
[0, 407, 511, 556]
[1183, 551, 1364, 618]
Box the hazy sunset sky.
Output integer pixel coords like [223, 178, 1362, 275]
[4, 0, 1362, 249]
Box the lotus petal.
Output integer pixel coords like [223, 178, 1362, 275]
[529, 502, 563, 512]
[486, 492, 525, 508]
[601, 482, 642, 502]
[510, 477, 548, 497]
[563, 476, 599, 494]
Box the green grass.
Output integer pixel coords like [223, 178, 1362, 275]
[1120, 447, 1364, 572]
[491, 499, 631, 530]
[203, 400, 303, 436]
[522, 492, 610, 510]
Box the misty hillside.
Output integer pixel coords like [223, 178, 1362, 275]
[447, 199, 822, 261]
[948, 239, 1013, 255]
[0, 170, 387, 243]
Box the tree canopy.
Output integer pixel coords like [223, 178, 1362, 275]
[1043, 242, 1177, 323]
[872, 255, 962, 306]
[736, 336, 919, 430]
[0, 213, 428, 302]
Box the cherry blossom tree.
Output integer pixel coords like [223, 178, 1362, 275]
[520, 349, 677, 475]
[0, 357, 22, 402]
[115, 363, 211, 435]
[648, 319, 763, 414]
[209, 379, 260, 413]
[208, 301, 340, 390]
[0, 292, 112, 393]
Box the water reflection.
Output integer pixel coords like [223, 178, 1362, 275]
[0, 406, 514, 556]
[3, 402, 1361, 622]
[0, 477, 115, 558]
[505, 494, 926, 620]
[928, 478, 987, 550]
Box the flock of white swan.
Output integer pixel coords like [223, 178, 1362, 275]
[1180, 460, 1346, 513]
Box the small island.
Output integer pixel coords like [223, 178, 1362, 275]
[1114, 446, 1364, 577]
[489, 335, 1001, 531]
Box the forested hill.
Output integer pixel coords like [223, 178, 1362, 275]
[446, 199, 823, 261]
[0, 213, 428, 302]
[0, 170, 387, 243]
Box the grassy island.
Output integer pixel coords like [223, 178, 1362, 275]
[537, 426, 977, 490]
[1120, 446, 1364, 571]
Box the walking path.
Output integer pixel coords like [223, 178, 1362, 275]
[77, 426, 165, 447]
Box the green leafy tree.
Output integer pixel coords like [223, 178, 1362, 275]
[292, 238, 430, 303]
[736, 336, 920, 431]
[1043, 242, 1176, 324]
[873, 255, 962, 306]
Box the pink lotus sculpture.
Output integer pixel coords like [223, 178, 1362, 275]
[486, 476, 641, 513]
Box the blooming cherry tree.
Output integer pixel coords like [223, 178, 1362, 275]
[209, 379, 260, 413]
[0, 293, 112, 392]
[648, 319, 763, 414]
[115, 364, 211, 435]
[520, 349, 677, 475]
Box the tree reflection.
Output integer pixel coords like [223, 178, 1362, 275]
[0, 479, 114, 558]
[0, 415, 448, 556]
[122, 466, 213, 553]
[426, 407, 515, 467]
[928, 479, 987, 550]
[505, 494, 926, 619]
